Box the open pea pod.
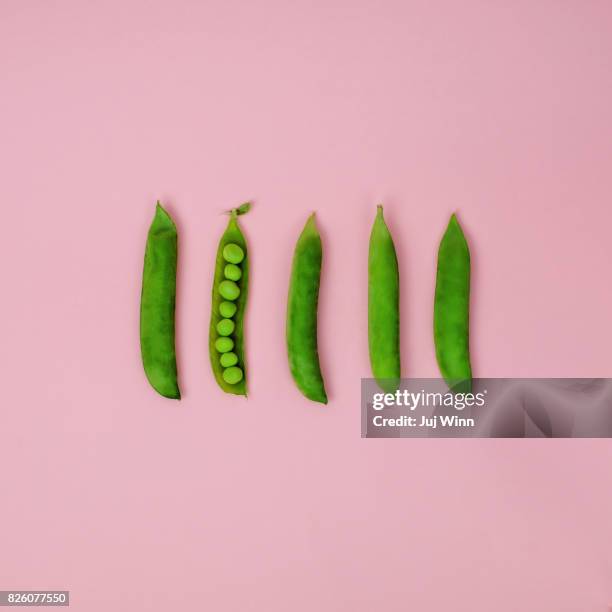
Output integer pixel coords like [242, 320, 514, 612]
[209, 203, 250, 395]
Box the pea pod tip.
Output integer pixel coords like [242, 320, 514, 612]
[449, 212, 461, 225]
[155, 200, 169, 213]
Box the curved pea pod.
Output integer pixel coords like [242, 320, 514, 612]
[286, 213, 327, 404]
[140, 202, 181, 399]
[368, 205, 400, 392]
[434, 213, 472, 393]
[209, 203, 250, 395]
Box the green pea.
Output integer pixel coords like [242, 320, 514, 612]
[219, 279, 240, 301]
[209, 203, 250, 395]
[219, 301, 237, 318]
[434, 213, 472, 393]
[368, 205, 400, 392]
[220, 352, 238, 367]
[216, 318, 235, 336]
[215, 336, 234, 353]
[224, 263, 242, 281]
[222, 366, 243, 385]
[223, 243, 244, 264]
[286, 213, 327, 404]
[140, 202, 180, 399]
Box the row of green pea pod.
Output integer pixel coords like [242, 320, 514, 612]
[140, 202, 471, 401]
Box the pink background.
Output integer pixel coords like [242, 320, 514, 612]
[2, 0, 612, 609]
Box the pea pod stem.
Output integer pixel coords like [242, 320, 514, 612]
[225, 202, 251, 217]
[434, 213, 472, 393]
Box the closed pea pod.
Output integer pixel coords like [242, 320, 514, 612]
[209, 203, 250, 395]
[434, 213, 472, 392]
[139, 202, 181, 399]
[286, 213, 327, 404]
[368, 205, 400, 391]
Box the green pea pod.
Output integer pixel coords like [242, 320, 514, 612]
[140, 202, 181, 399]
[286, 214, 327, 404]
[209, 203, 250, 395]
[368, 205, 400, 392]
[434, 213, 472, 393]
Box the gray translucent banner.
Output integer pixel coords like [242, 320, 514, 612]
[0, 592, 69, 606]
[361, 379, 612, 438]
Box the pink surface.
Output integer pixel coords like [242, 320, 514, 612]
[2, 0, 612, 609]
